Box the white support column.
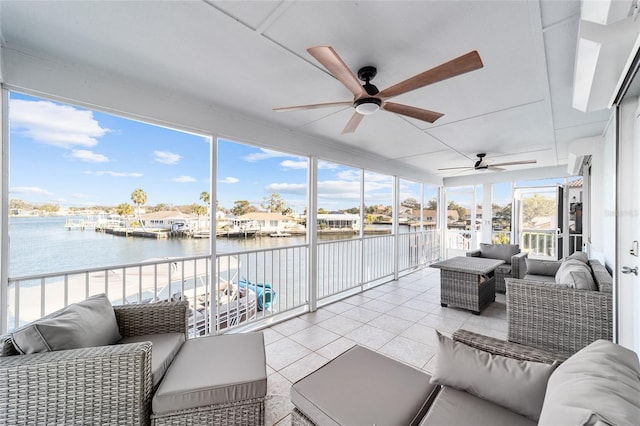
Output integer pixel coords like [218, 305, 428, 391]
[482, 183, 493, 243]
[438, 186, 447, 260]
[1, 87, 9, 334]
[209, 136, 218, 335]
[471, 187, 478, 249]
[360, 169, 365, 289]
[393, 176, 400, 280]
[308, 156, 318, 312]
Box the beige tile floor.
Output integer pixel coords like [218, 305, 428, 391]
[262, 267, 508, 425]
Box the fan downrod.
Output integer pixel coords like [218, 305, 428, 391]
[357, 66, 379, 96]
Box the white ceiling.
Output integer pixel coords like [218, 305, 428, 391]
[0, 0, 613, 183]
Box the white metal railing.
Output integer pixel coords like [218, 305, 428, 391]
[397, 230, 440, 272]
[5, 231, 441, 335]
[317, 237, 362, 299]
[445, 228, 471, 251]
[521, 230, 556, 258]
[6, 249, 307, 337]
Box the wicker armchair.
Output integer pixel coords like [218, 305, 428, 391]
[0, 301, 188, 426]
[506, 260, 613, 358]
[451, 328, 567, 363]
[467, 244, 527, 293]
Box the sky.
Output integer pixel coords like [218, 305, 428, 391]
[8, 92, 437, 212]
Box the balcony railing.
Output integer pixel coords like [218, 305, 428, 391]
[5, 230, 441, 335]
[445, 229, 471, 251]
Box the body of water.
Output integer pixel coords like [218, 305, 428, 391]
[9, 216, 403, 277]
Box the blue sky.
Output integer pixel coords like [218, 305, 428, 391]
[9, 92, 437, 212]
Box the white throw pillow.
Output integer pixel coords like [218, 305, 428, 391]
[555, 259, 596, 290]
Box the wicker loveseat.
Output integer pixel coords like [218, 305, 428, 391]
[506, 254, 613, 358]
[0, 298, 189, 425]
[466, 243, 527, 293]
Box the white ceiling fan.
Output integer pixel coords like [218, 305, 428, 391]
[438, 153, 536, 172]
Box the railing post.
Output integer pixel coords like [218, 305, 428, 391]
[0, 87, 8, 334]
[210, 136, 218, 335]
[359, 169, 365, 290]
[393, 176, 399, 280]
[308, 157, 318, 312]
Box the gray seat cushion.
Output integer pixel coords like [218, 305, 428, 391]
[291, 345, 439, 426]
[479, 243, 520, 264]
[119, 332, 185, 388]
[523, 274, 556, 283]
[525, 258, 561, 277]
[11, 293, 121, 354]
[419, 387, 535, 426]
[152, 332, 266, 415]
[538, 339, 640, 425]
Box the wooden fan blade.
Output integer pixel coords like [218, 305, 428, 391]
[490, 160, 537, 167]
[307, 46, 367, 98]
[438, 166, 473, 171]
[382, 102, 444, 123]
[342, 112, 364, 134]
[487, 166, 506, 171]
[377, 50, 483, 99]
[273, 101, 352, 112]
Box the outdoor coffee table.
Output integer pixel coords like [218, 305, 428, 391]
[430, 256, 504, 315]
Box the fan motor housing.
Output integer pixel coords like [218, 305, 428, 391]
[358, 66, 380, 95]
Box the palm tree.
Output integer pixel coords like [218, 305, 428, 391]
[200, 191, 211, 215]
[199, 191, 210, 205]
[131, 188, 147, 230]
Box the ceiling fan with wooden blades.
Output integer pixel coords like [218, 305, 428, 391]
[438, 153, 537, 172]
[273, 46, 484, 134]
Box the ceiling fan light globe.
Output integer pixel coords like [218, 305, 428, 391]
[354, 98, 381, 115]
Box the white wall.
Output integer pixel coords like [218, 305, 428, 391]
[589, 112, 616, 267]
[616, 97, 640, 352]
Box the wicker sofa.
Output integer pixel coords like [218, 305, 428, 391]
[467, 243, 527, 293]
[291, 329, 640, 425]
[506, 254, 613, 358]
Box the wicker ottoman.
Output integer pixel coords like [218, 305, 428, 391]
[291, 345, 440, 426]
[151, 332, 266, 425]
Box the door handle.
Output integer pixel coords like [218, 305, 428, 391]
[621, 266, 638, 276]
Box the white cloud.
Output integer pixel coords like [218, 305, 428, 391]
[10, 186, 53, 196]
[219, 177, 239, 184]
[318, 162, 339, 170]
[71, 193, 90, 199]
[266, 183, 306, 195]
[243, 148, 304, 163]
[318, 180, 361, 200]
[10, 99, 109, 148]
[243, 148, 284, 162]
[336, 170, 360, 181]
[85, 171, 143, 178]
[280, 160, 308, 170]
[70, 149, 109, 163]
[172, 175, 196, 183]
[154, 150, 181, 165]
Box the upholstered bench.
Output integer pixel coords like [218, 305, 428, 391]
[291, 345, 439, 426]
[151, 332, 267, 426]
